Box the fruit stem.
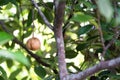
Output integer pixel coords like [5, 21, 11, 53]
[32, 9, 35, 38]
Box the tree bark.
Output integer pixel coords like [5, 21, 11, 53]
[54, 0, 68, 80]
[64, 57, 120, 80]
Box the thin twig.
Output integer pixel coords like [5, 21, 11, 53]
[103, 28, 120, 55]
[63, 0, 75, 37]
[30, 0, 53, 31]
[102, 0, 119, 56]
[96, 10, 105, 50]
[19, 3, 25, 42]
[0, 20, 58, 74]
[96, 9, 106, 61]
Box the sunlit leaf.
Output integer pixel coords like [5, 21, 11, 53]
[71, 12, 94, 22]
[97, 0, 113, 22]
[4, 3, 13, 10]
[0, 32, 13, 45]
[0, 50, 30, 66]
[34, 65, 46, 78]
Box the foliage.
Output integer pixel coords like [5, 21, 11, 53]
[0, 0, 120, 80]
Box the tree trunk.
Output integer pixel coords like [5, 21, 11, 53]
[54, 0, 68, 80]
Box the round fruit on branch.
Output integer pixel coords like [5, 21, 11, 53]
[26, 37, 41, 51]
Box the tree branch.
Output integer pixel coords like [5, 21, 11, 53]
[103, 28, 120, 55]
[54, 0, 68, 79]
[0, 20, 58, 74]
[30, 0, 54, 31]
[96, 10, 105, 50]
[64, 57, 120, 80]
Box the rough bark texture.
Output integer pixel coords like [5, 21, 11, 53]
[27, 0, 120, 80]
[63, 57, 120, 80]
[54, 0, 68, 80]
[31, 0, 53, 30]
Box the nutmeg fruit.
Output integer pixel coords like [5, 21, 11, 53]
[26, 37, 40, 51]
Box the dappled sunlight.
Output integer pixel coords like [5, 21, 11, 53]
[66, 52, 84, 68]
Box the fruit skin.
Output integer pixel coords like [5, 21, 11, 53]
[26, 37, 40, 51]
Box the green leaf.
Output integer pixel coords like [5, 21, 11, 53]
[65, 50, 78, 59]
[4, 3, 13, 10]
[9, 69, 22, 80]
[27, 9, 33, 27]
[0, 76, 4, 80]
[87, 35, 99, 41]
[10, 0, 18, 7]
[76, 43, 88, 51]
[24, 28, 33, 38]
[44, 9, 53, 22]
[83, 1, 94, 9]
[44, 75, 54, 80]
[37, 13, 44, 24]
[45, 2, 53, 9]
[103, 33, 113, 40]
[0, 32, 13, 45]
[115, 40, 120, 47]
[0, 50, 30, 66]
[115, 9, 120, 26]
[110, 74, 120, 80]
[78, 25, 93, 35]
[21, 76, 28, 80]
[71, 12, 94, 22]
[0, 66, 7, 80]
[6, 59, 13, 68]
[34, 65, 46, 78]
[98, 70, 110, 80]
[0, 0, 17, 6]
[38, 9, 53, 24]
[97, 0, 113, 22]
[0, 0, 9, 6]
[12, 51, 30, 66]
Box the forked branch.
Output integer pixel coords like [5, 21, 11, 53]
[30, 0, 54, 31]
[64, 57, 120, 80]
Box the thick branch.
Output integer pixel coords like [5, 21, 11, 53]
[30, 0, 53, 31]
[54, 0, 68, 80]
[64, 57, 120, 80]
